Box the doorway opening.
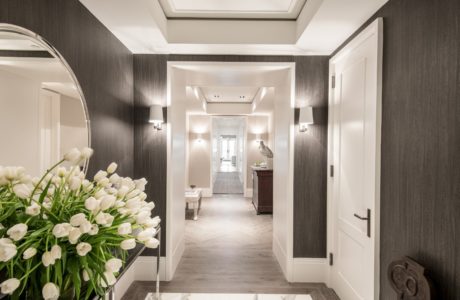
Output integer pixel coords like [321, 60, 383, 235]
[166, 61, 296, 289]
[212, 117, 245, 194]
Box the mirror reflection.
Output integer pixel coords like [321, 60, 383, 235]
[0, 27, 89, 176]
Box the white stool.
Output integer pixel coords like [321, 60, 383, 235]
[185, 188, 202, 220]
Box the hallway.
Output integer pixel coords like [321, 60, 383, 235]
[213, 173, 244, 194]
[3, 1, 459, 299]
[124, 196, 337, 299]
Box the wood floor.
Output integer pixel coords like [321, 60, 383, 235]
[123, 196, 338, 300]
[213, 172, 244, 194]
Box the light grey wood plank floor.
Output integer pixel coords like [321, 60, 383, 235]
[213, 172, 244, 194]
[123, 195, 338, 299]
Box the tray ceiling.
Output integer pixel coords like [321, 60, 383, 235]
[159, 0, 308, 19]
[200, 86, 261, 103]
[79, 0, 390, 55]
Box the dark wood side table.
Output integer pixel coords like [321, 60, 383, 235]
[252, 168, 273, 214]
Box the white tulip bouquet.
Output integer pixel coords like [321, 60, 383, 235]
[0, 148, 160, 300]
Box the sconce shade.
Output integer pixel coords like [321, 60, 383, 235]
[299, 106, 314, 125]
[149, 105, 164, 124]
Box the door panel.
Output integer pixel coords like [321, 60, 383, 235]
[339, 59, 367, 237]
[336, 56, 370, 300]
[329, 19, 382, 300]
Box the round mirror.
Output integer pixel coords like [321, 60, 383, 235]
[0, 24, 90, 176]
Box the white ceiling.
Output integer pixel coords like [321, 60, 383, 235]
[0, 32, 82, 99]
[159, 0, 307, 19]
[0, 33, 46, 51]
[173, 62, 293, 115]
[213, 117, 246, 131]
[80, 0, 388, 55]
[0, 57, 80, 99]
[200, 86, 260, 103]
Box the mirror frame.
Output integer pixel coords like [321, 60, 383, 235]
[0, 23, 91, 173]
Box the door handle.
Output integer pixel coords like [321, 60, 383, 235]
[353, 209, 371, 238]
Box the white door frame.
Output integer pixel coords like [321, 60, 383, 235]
[39, 88, 61, 174]
[166, 61, 296, 282]
[327, 18, 383, 299]
[243, 115, 249, 197]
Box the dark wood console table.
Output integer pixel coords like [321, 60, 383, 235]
[252, 167, 273, 214]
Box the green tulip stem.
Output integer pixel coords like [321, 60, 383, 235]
[19, 262, 42, 280]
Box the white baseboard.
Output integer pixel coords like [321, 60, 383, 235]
[272, 235, 288, 279]
[291, 258, 328, 283]
[169, 235, 185, 280]
[244, 188, 253, 198]
[272, 236, 328, 284]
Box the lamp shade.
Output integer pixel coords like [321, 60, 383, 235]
[299, 106, 314, 125]
[149, 105, 164, 123]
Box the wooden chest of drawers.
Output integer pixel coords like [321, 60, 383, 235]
[252, 169, 273, 214]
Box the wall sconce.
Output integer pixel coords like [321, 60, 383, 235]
[299, 106, 314, 132]
[149, 105, 164, 130]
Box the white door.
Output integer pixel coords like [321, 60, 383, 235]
[329, 19, 383, 300]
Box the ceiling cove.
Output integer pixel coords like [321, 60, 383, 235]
[158, 0, 308, 20]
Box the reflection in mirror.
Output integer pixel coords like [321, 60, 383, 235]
[0, 25, 90, 176]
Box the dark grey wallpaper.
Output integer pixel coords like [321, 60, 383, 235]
[333, 0, 460, 298]
[133, 55, 168, 255]
[0, 0, 134, 177]
[293, 56, 329, 258]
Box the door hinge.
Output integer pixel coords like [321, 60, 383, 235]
[331, 75, 336, 89]
[330, 165, 334, 177]
[329, 253, 334, 266]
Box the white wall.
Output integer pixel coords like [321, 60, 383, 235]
[272, 68, 295, 279]
[0, 69, 88, 177]
[166, 67, 187, 279]
[188, 115, 211, 190]
[0, 70, 41, 176]
[60, 95, 88, 156]
[246, 115, 270, 189]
